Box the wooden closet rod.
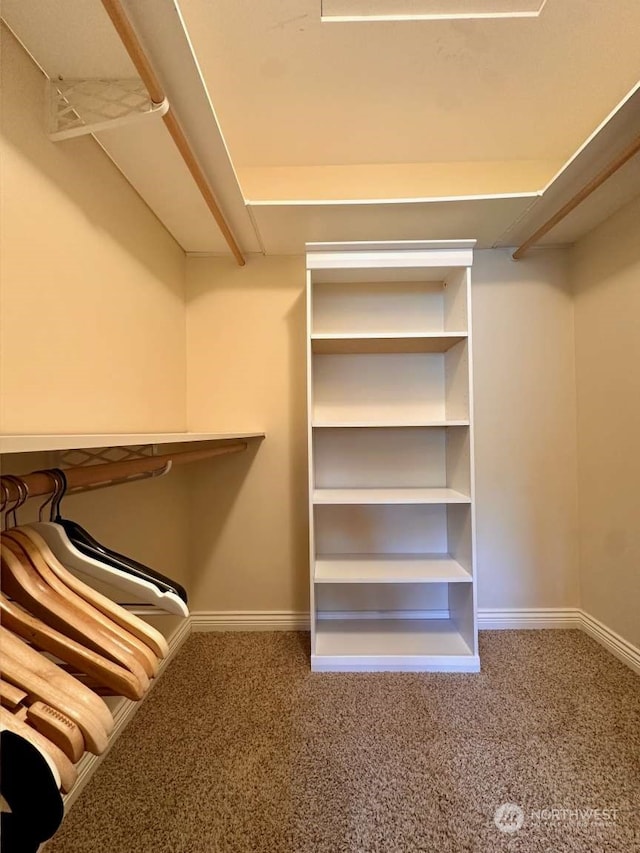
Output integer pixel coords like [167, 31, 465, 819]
[100, 0, 246, 267]
[0, 443, 247, 503]
[513, 132, 640, 259]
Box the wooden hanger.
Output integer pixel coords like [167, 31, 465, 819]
[4, 531, 159, 678]
[0, 627, 110, 753]
[0, 680, 84, 763]
[19, 525, 169, 659]
[26, 702, 85, 764]
[0, 592, 145, 701]
[0, 623, 112, 735]
[0, 706, 77, 794]
[1, 542, 150, 693]
[0, 678, 27, 709]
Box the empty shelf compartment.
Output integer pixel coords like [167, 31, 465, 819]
[313, 617, 479, 672]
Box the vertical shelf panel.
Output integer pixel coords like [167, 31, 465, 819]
[443, 268, 469, 332]
[444, 340, 471, 422]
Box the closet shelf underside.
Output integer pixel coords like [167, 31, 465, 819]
[311, 333, 467, 354]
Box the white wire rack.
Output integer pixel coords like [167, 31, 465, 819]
[47, 77, 168, 141]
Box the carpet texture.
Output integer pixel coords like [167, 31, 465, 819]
[47, 630, 640, 852]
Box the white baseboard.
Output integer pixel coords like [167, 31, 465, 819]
[190, 608, 639, 674]
[580, 610, 640, 675]
[63, 617, 192, 811]
[190, 608, 582, 631]
[477, 607, 582, 629]
[190, 610, 310, 631]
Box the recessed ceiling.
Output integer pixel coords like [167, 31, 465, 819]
[179, 0, 640, 174]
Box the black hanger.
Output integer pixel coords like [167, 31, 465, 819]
[48, 469, 187, 605]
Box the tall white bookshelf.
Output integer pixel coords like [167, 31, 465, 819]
[306, 241, 479, 672]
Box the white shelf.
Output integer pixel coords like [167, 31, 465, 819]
[312, 419, 469, 428]
[313, 487, 471, 505]
[313, 617, 479, 672]
[314, 554, 472, 583]
[311, 332, 467, 355]
[0, 432, 265, 454]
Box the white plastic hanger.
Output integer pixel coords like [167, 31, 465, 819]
[28, 522, 189, 617]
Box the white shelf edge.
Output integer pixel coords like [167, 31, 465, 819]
[306, 248, 474, 270]
[311, 654, 480, 673]
[310, 331, 468, 339]
[312, 420, 470, 428]
[314, 554, 472, 584]
[313, 487, 472, 505]
[306, 240, 477, 251]
[0, 432, 266, 454]
[310, 332, 468, 354]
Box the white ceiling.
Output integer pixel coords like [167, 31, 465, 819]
[179, 0, 640, 168]
[2, 0, 639, 256]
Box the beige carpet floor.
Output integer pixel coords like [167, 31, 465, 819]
[47, 630, 640, 853]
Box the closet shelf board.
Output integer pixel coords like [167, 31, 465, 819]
[0, 433, 265, 454]
[312, 419, 470, 428]
[314, 554, 472, 583]
[313, 487, 471, 505]
[311, 333, 467, 355]
[313, 618, 479, 672]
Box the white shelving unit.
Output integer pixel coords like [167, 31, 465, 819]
[306, 240, 479, 672]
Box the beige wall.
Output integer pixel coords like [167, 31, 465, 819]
[186, 255, 308, 611]
[0, 27, 190, 634]
[473, 249, 579, 609]
[571, 196, 640, 647]
[0, 27, 186, 434]
[185, 249, 580, 614]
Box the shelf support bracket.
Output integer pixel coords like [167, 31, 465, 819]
[47, 77, 169, 141]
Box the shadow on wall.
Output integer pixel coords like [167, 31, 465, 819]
[570, 195, 640, 292]
[0, 26, 182, 295]
[471, 248, 580, 609]
[185, 440, 280, 607]
[184, 253, 310, 612]
[287, 288, 310, 609]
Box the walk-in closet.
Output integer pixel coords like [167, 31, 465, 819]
[1, 1, 639, 851]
